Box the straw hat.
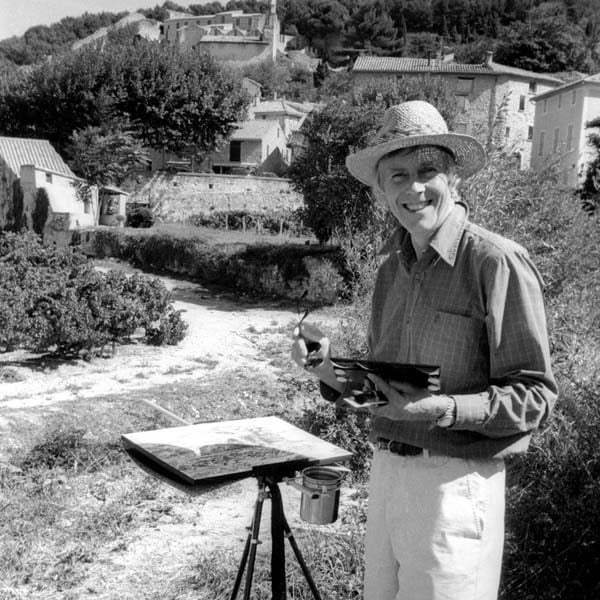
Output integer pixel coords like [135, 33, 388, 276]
[345, 100, 486, 186]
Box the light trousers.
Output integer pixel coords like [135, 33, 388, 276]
[363, 449, 506, 600]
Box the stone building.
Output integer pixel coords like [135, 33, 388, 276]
[530, 74, 600, 188]
[159, 0, 291, 63]
[352, 52, 564, 168]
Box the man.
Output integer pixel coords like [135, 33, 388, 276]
[292, 100, 557, 600]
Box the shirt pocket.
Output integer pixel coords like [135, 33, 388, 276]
[421, 309, 488, 394]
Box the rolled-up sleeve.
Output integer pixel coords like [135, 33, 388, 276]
[452, 250, 558, 436]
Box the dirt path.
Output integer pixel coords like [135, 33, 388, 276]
[0, 265, 353, 599]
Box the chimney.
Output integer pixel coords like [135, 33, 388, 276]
[485, 51, 493, 65]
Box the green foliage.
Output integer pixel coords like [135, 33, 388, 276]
[0, 12, 125, 66]
[5, 180, 27, 232]
[0, 41, 249, 160]
[288, 77, 458, 243]
[32, 188, 50, 235]
[188, 208, 309, 236]
[0, 231, 187, 355]
[66, 124, 146, 187]
[494, 14, 592, 72]
[91, 227, 346, 303]
[126, 206, 155, 228]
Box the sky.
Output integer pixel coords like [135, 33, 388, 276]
[0, 0, 156, 40]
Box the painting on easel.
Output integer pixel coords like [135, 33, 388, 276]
[122, 416, 352, 489]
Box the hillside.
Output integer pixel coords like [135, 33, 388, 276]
[1, 0, 599, 74]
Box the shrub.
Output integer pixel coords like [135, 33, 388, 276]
[0, 231, 187, 356]
[126, 206, 155, 228]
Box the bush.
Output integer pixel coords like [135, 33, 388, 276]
[0, 231, 188, 356]
[126, 206, 155, 228]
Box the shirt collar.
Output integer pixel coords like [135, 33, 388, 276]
[379, 202, 468, 267]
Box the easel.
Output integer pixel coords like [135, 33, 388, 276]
[230, 467, 322, 600]
[121, 416, 351, 600]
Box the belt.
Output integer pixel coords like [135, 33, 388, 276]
[375, 438, 423, 456]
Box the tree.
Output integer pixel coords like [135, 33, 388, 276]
[66, 125, 146, 187]
[296, 0, 350, 59]
[347, 0, 399, 53]
[0, 41, 249, 161]
[289, 76, 458, 243]
[494, 15, 590, 72]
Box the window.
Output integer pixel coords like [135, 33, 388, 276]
[505, 127, 510, 138]
[529, 81, 537, 94]
[456, 77, 474, 94]
[543, 99, 548, 113]
[518, 95, 526, 111]
[528, 126, 534, 140]
[538, 131, 545, 156]
[229, 140, 241, 162]
[567, 124, 574, 150]
[558, 94, 562, 109]
[553, 128, 560, 152]
[572, 90, 577, 104]
[45, 172, 52, 183]
[455, 95, 468, 111]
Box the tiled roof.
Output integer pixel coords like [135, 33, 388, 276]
[230, 120, 279, 140]
[253, 100, 305, 117]
[532, 72, 600, 101]
[352, 55, 564, 84]
[0, 137, 75, 178]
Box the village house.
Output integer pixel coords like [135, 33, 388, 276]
[208, 119, 290, 176]
[0, 137, 100, 243]
[0, 137, 128, 244]
[530, 74, 600, 188]
[352, 52, 564, 168]
[159, 0, 291, 63]
[248, 99, 312, 138]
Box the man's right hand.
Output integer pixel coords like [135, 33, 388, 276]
[291, 322, 345, 393]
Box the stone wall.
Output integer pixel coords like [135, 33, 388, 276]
[123, 172, 303, 222]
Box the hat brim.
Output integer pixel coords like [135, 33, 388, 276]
[345, 133, 486, 186]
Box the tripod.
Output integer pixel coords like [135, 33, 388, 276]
[230, 470, 322, 600]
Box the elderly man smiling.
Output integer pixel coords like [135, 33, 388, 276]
[292, 100, 557, 600]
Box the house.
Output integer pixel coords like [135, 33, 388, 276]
[160, 0, 292, 63]
[352, 52, 564, 168]
[241, 77, 262, 103]
[530, 74, 599, 188]
[248, 99, 309, 138]
[0, 137, 100, 242]
[208, 120, 290, 175]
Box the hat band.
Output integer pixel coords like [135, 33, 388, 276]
[375, 125, 447, 143]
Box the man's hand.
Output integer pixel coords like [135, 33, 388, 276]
[291, 322, 344, 393]
[367, 374, 447, 422]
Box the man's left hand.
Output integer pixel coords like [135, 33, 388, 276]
[367, 374, 447, 421]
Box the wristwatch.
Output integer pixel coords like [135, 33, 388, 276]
[436, 395, 457, 428]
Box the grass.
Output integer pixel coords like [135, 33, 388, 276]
[123, 223, 315, 247]
[0, 354, 367, 599]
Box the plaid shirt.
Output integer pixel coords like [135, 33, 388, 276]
[367, 203, 557, 459]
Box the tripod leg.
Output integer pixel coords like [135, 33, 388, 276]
[268, 480, 287, 600]
[242, 480, 267, 600]
[230, 480, 267, 600]
[282, 517, 323, 600]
